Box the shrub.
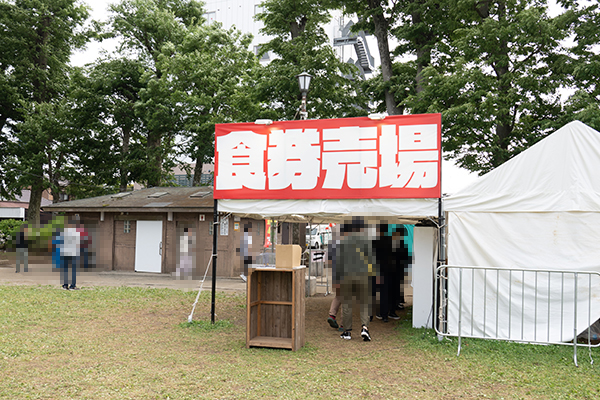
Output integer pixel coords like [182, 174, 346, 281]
[0, 219, 26, 250]
[0, 216, 67, 252]
[28, 216, 67, 252]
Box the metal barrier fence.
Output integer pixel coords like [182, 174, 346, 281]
[435, 265, 600, 366]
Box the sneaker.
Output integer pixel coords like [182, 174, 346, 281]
[388, 311, 400, 320]
[62, 284, 69, 290]
[360, 325, 371, 341]
[240, 274, 247, 282]
[340, 330, 351, 340]
[69, 286, 80, 290]
[375, 314, 389, 322]
[397, 303, 405, 310]
[327, 315, 339, 329]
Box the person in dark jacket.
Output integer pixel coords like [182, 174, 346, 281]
[15, 224, 29, 273]
[336, 218, 378, 341]
[373, 224, 409, 321]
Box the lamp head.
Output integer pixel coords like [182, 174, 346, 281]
[296, 71, 312, 94]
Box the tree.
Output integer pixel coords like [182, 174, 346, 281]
[69, 57, 147, 194]
[155, 23, 261, 185]
[562, 2, 600, 131]
[332, 0, 404, 115]
[255, 0, 366, 121]
[107, 0, 205, 186]
[1, 0, 90, 225]
[411, 0, 578, 174]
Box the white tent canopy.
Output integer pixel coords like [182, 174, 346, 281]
[444, 121, 600, 342]
[218, 198, 439, 224]
[445, 120, 600, 213]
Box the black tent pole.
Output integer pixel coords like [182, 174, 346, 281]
[211, 199, 218, 324]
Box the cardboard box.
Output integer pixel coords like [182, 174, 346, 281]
[276, 245, 302, 268]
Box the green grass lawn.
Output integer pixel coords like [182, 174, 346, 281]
[1, 285, 599, 399]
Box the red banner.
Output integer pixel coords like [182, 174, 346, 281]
[264, 219, 273, 248]
[214, 114, 441, 199]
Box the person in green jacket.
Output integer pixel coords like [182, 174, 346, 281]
[336, 218, 378, 342]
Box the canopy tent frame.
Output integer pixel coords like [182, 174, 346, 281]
[210, 113, 445, 324]
[209, 197, 445, 324]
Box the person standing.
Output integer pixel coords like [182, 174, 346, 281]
[326, 223, 342, 329]
[372, 223, 393, 322]
[336, 218, 378, 341]
[392, 225, 413, 312]
[15, 224, 29, 273]
[52, 228, 63, 272]
[239, 223, 253, 282]
[60, 222, 81, 290]
[177, 227, 193, 279]
[76, 223, 91, 271]
[373, 224, 406, 321]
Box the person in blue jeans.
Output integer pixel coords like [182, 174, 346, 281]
[52, 228, 64, 286]
[54, 222, 81, 290]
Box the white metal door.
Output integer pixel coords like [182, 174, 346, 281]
[135, 220, 163, 273]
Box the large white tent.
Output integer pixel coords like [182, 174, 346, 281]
[444, 121, 600, 342]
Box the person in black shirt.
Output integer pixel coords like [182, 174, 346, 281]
[373, 224, 410, 321]
[15, 225, 29, 273]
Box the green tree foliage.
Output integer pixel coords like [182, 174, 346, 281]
[332, 0, 404, 115]
[0, 0, 90, 225]
[69, 58, 146, 194]
[255, 0, 366, 120]
[407, 0, 578, 174]
[0, 219, 26, 250]
[107, 0, 206, 187]
[156, 23, 261, 185]
[562, 2, 600, 131]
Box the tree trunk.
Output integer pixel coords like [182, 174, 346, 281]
[32, 15, 51, 103]
[490, 0, 512, 168]
[27, 179, 44, 226]
[48, 152, 62, 203]
[192, 159, 203, 186]
[49, 177, 61, 204]
[290, 16, 307, 39]
[119, 126, 131, 192]
[146, 132, 162, 187]
[368, 0, 402, 115]
[27, 13, 50, 223]
[412, 8, 431, 95]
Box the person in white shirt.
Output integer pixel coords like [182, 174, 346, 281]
[60, 222, 81, 290]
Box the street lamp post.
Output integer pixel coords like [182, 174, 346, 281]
[296, 72, 312, 120]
